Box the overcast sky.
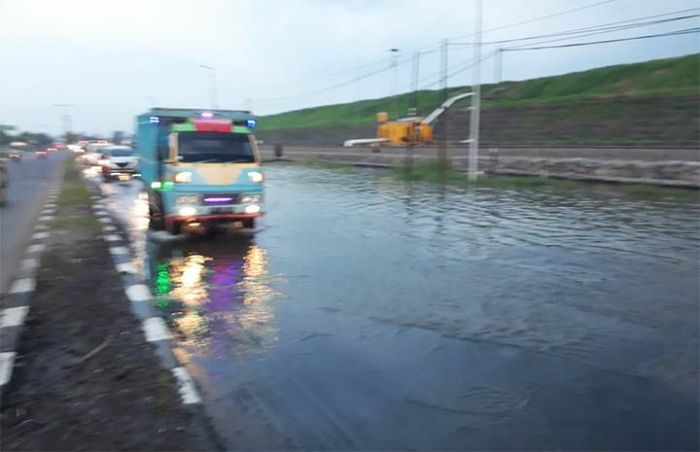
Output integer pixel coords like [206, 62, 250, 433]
[1, 0, 698, 136]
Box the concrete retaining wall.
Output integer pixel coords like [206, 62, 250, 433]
[260, 146, 700, 188]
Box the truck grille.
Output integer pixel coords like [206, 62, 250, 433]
[201, 194, 239, 206]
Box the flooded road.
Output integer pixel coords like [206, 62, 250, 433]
[101, 165, 699, 450]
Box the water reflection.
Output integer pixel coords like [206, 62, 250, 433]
[150, 238, 282, 359]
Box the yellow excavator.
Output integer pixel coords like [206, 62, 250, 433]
[343, 93, 472, 147]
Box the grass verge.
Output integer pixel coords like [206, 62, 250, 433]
[56, 158, 92, 207]
[53, 158, 99, 229]
[299, 157, 354, 170]
[392, 161, 579, 190]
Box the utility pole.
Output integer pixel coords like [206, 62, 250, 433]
[495, 47, 503, 83]
[410, 52, 420, 115]
[199, 64, 219, 109]
[388, 48, 400, 118]
[438, 39, 449, 169]
[468, 0, 483, 181]
[52, 103, 75, 142]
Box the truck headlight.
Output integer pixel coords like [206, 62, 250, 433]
[178, 206, 197, 216]
[248, 171, 264, 183]
[244, 204, 261, 214]
[241, 194, 261, 204]
[175, 171, 192, 183]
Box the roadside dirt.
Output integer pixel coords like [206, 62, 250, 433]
[0, 171, 215, 450]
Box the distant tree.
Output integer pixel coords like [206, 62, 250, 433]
[0, 125, 16, 145]
[65, 132, 78, 144]
[112, 131, 124, 144]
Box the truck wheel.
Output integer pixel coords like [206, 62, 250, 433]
[166, 220, 181, 235]
[148, 192, 165, 230]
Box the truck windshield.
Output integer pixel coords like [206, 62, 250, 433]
[177, 132, 255, 163]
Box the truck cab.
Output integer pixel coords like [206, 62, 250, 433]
[137, 108, 264, 234]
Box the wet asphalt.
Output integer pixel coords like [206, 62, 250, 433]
[0, 152, 66, 295]
[96, 163, 699, 451]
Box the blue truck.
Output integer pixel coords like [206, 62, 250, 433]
[136, 108, 264, 234]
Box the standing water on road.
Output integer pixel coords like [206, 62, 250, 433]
[106, 164, 699, 450]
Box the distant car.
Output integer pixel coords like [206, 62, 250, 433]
[36, 150, 48, 158]
[81, 143, 112, 165]
[8, 151, 22, 160]
[47, 147, 58, 152]
[100, 146, 138, 181]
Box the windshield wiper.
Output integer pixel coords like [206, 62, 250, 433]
[193, 158, 222, 163]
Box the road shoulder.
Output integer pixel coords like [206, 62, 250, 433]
[0, 160, 216, 451]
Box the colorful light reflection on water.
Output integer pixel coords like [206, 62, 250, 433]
[152, 240, 282, 359]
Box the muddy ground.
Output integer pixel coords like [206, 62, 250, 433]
[1, 166, 216, 451]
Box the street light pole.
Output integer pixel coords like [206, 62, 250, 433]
[468, 0, 483, 181]
[199, 64, 219, 109]
[389, 48, 400, 118]
[52, 103, 75, 142]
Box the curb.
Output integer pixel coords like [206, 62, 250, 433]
[82, 185, 203, 406]
[0, 187, 61, 389]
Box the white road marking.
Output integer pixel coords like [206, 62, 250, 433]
[35, 223, 49, 231]
[44, 203, 57, 209]
[1, 306, 29, 328]
[142, 317, 171, 342]
[103, 234, 121, 242]
[9, 278, 35, 294]
[109, 246, 129, 255]
[27, 243, 46, 254]
[0, 352, 17, 386]
[172, 367, 202, 404]
[38, 215, 54, 222]
[126, 284, 151, 302]
[41, 209, 56, 215]
[21, 258, 39, 271]
[98, 217, 111, 224]
[102, 225, 117, 232]
[116, 263, 137, 274]
[32, 231, 50, 240]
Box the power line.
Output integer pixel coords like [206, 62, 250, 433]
[504, 15, 700, 50]
[254, 64, 398, 106]
[449, 0, 618, 40]
[449, 12, 700, 46]
[504, 27, 700, 51]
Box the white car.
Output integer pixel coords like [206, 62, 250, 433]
[99, 146, 139, 181]
[80, 142, 112, 165]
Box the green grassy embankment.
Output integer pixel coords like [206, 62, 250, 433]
[259, 53, 699, 131]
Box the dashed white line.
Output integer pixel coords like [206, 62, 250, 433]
[38, 215, 54, 222]
[116, 263, 137, 274]
[172, 367, 202, 404]
[126, 284, 151, 302]
[21, 258, 39, 271]
[0, 352, 17, 386]
[9, 278, 35, 294]
[27, 243, 46, 254]
[1, 306, 29, 328]
[142, 317, 172, 342]
[44, 203, 58, 209]
[98, 217, 111, 224]
[109, 246, 129, 255]
[32, 231, 50, 240]
[104, 234, 121, 242]
[102, 225, 117, 232]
